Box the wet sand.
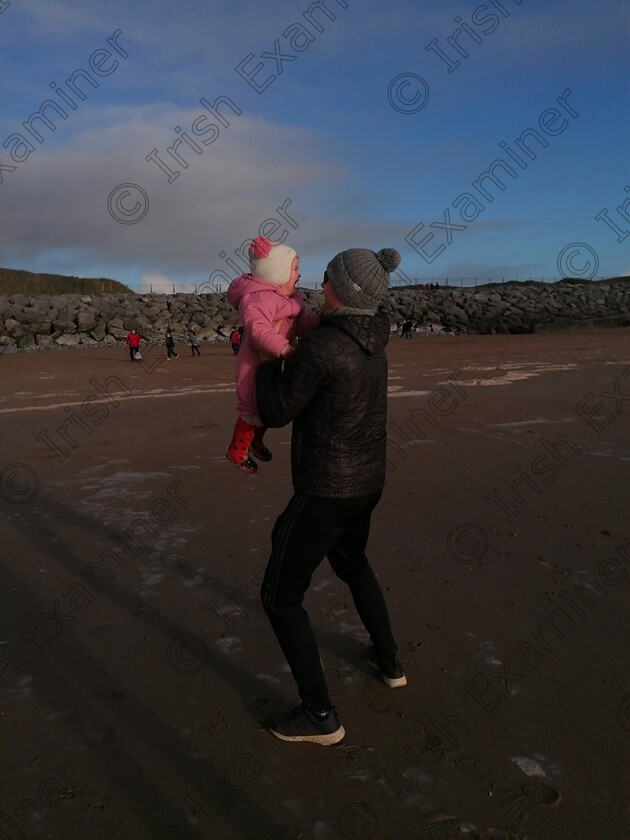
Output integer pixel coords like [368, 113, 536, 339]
[1, 330, 628, 840]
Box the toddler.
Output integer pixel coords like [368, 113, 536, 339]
[226, 236, 318, 473]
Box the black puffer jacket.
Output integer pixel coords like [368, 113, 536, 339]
[256, 309, 389, 498]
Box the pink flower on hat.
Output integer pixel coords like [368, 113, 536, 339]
[249, 236, 272, 260]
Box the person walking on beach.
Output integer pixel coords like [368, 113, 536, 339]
[256, 246, 406, 746]
[125, 328, 141, 361]
[187, 328, 201, 356]
[225, 236, 318, 474]
[229, 326, 242, 355]
[166, 330, 179, 360]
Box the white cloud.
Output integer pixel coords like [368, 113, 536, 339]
[0, 104, 339, 282]
[2, 1, 628, 285]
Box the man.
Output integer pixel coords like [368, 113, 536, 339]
[165, 329, 179, 360]
[187, 327, 201, 356]
[256, 246, 406, 746]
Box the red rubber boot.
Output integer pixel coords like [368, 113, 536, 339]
[250, 425, 273, 462]
[226, 417, 258, 474]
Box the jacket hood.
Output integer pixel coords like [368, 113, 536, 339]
[323, 309, 390, 355]
[227, 273, 288, 309]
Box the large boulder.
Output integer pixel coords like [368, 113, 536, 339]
[77, 311, 98, 331]
[17, 331, 36, 349]
[0, 335, 18, 354]
[52, 318, 76, 334]
[90, 320, 107, 341]
[4, 318, 24, 338]
[55, 333, 82, 346]
[30, 321, 53, 335]
[36, 335, 55, 349]
[107, 324, 128, 339]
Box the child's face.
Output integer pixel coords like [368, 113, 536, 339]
[284, 256, 300, 295]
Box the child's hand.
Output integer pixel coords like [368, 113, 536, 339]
[280, 344, 294, 358]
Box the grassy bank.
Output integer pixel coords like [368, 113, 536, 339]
[0, 267, 132, 296]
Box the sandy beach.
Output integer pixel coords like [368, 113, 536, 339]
[1, 329, 628, 840]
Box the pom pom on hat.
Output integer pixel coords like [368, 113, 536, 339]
[376, 248, 401, 274]
[325, 247, 401, 313]
[248, 236, 297, 287]
[249, 236, 272, 260]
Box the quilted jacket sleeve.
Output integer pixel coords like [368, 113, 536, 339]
[256, 342, 326, 428]
[295, 308, 320, 336]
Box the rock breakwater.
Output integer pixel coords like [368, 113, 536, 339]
[1, 279, 628, 354]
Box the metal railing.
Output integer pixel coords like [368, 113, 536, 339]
[138, 276, 615, 295]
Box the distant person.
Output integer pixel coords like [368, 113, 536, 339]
[225, 236, 318, 474]
[125, 328, 141, 361]
[166, 330, 178, 360]
[401, 319, 413, 339]
[229, 326, 241, 355]
[256, 246, 406, 746]
[187, 328, 201, 357]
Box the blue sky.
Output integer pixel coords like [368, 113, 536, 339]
[1, 0, 628, 292]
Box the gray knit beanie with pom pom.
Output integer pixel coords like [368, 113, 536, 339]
[325, 247, 401, 314]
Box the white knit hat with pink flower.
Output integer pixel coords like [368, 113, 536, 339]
[248, 236, 297, 286]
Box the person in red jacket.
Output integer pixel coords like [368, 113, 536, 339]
[229, 326, 242, 355]
[125, 328, 141, 361]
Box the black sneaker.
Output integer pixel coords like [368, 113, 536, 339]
[365, 646, 407, 688]
[268, 705, 345, 745]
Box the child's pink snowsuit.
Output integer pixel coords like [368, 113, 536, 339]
[227, 273, 319, 422]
